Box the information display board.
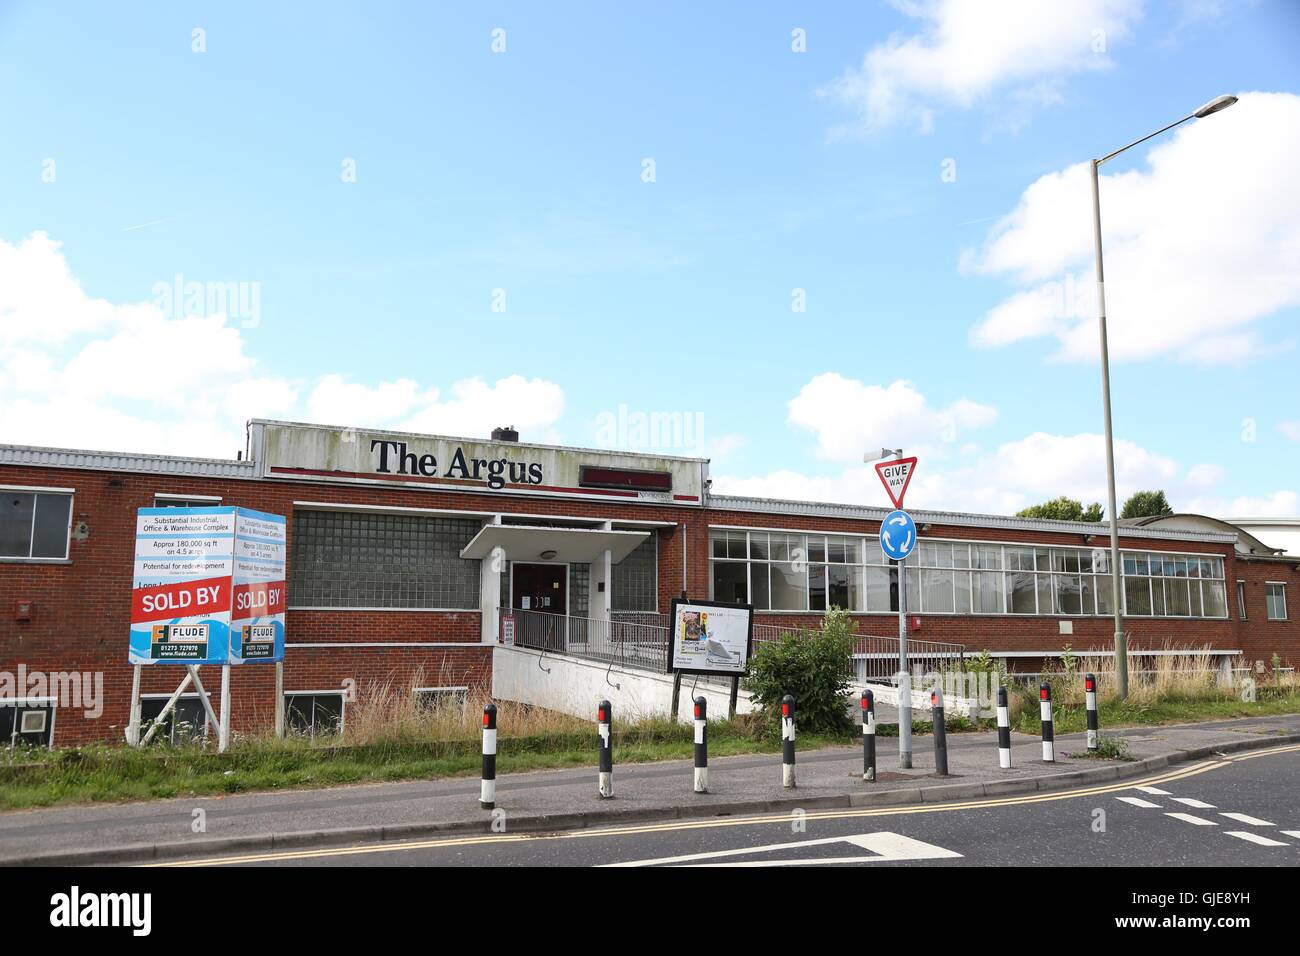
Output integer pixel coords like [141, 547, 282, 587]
[229, 508, 287, 663]
[667, 598, 753, 676]
[129, 507, 286, 665]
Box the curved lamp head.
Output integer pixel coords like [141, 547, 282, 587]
[1194, 94, 1238, 119]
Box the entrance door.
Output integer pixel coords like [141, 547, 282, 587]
[511, 563, 567, 615]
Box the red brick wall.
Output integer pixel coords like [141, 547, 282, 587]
[4, 459, 1295, 745]
[1233, 559, 1300, 671]
[0, 463, 701, 744]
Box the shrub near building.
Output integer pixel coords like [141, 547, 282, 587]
[745, 608, 857, 737]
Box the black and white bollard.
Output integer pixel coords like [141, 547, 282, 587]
[931, 687, 948, 776]
[781, 695, 796, 788]
[1039, 683, 1055, 763]
[861, 689, 876, 782]
[693, 696, 708, 793]
[597, 699, 613, 798]
[480, 702, 498, 810]
[1085, 673, 1099, 752]
[996, 686, 1012, 769]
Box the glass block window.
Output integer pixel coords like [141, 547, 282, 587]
[570, 563, 590, 618]
[613, 535, 657, 612]
[289, 511, 481, 609]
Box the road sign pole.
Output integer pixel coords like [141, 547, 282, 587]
[898, 559, 911, 769]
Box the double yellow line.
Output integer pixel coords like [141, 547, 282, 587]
[149, 742, 1300, 867]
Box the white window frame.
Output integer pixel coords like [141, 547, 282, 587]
[153, 492, 223, 507]
[0, 485, 74, 562]
[1, 696, 57, 748]
[1265, 582, 1288, 621]
[284, 689, 347, 736]
[707, 525, 1230, 620]
[139, 692, 213, 743]
[414, 685, 470, 709]
[1237, 580, 1247, 620]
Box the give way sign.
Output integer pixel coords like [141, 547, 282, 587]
[874, 457, 917, 509]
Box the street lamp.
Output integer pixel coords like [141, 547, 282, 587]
[1090, 94, 1237, 700]
[864, 447, 912, 768]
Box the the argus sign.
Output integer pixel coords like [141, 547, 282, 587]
[668, 598, 753, 676]
[129, 507, 286, 665]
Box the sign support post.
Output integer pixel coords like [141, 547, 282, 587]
[898, 558, 911, 768]
[872, 454, 919, 771]
[218, 664, 232, 753]
[185, 664, 221, 738]
[126, 664, 142, 746]
[275, 661, 285, 739]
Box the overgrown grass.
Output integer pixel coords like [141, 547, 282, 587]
[0, 676, 853, 810]
[1008, 644, 1300, 734]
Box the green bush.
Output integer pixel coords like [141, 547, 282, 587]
[744, 607, 856, 736]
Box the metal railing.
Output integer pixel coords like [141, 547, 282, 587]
[506, 610, 965, 687]
[508, 609, 669, 672]
[752, 622, 964, 685]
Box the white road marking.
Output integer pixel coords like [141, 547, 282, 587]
[1219, 812, 1275, 826]
[1135, 786, 1171, 795]
[1117, 797, 1162, 808]
[1281, 831, 1300, 840]
[1165, 812, 1217, 826]
[1224, 831, 1289, 847]
[1170, 797, 1216, 809]
[601, 831, 962, 867]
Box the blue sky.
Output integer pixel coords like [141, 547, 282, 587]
[1, 0, 1298, 517]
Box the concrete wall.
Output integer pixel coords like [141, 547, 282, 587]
[492, 645, 752, 723]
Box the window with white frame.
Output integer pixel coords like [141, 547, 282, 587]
[414, 686, 469, 711]
[1237, 581, 1247, 620]
[1, 488, 72, 559]
[1266, 583, 1288, 621]
[153, 494, 222, 508]
[708, 528, 1229, 619]
[0, 699, 55, 748]
[285, 692, 345, 736]
[140, 694, 211, 745]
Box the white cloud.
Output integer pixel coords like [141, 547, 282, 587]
[398, 375, 565, 442]
[1189, 490, 1299, 519]
[787, 374, 996, 462]
[823, 0, 1141, 133]
[0, 233, 567, 456]
[714, 425, 1298, 521]
[1278, 421, 1300, 441]
[967, 92, 1300, 363]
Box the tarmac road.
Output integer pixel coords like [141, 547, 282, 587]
[156, 742, 1300, 868]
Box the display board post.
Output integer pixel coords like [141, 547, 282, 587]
[185, 664, 221, 738]
[126, 664, 142, 746]
[218, 664, 231, 753]
[670, 671, 682, 724]
[275, 661, 285, 739]
[728, 675, 739, 720]
[139, 671, 195, 746]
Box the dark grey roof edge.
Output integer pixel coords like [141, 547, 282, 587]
[0, 443, 256, 480]
[709, 494, 1237, 544]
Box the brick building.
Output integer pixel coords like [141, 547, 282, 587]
[2, 419, 1296, 746]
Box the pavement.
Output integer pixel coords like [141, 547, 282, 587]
[1, 714, 1297, 866]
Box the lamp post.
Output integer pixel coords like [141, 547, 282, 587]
[1090, 94, 1236, 699]
[864, 446, 910, 767]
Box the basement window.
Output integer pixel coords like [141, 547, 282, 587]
[285, 692, 345, 736]
[414, 687, 469, 712]
[140, 694, 211, 745]
[0, 699, 55, 748]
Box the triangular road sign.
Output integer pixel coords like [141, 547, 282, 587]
[874, 456, 917, 509]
